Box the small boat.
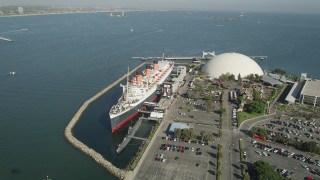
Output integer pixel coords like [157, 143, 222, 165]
[130, 28, 134, 32]
[9, 71, 17, 76]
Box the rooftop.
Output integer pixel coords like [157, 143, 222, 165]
[285, 81, 304, 103]
[261, 75, 283, 86]
[301, 79, 320, 97]
[168, 122, 190, 133]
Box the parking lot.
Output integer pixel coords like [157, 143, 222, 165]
[254, 116, 320, 146]
[133, 71, 221, 180]
[242, 115, 320, 179]
[135, 134, 217, 180]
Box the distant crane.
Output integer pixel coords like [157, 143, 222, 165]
[250, 56, 268, 74]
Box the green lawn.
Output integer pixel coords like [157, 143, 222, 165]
[238, 111, 263, 125]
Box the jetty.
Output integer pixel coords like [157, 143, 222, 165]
[0, 37, 13, 42]
[64, 63, 145, 179]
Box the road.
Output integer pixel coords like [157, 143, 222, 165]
[220, 91, 242, 180]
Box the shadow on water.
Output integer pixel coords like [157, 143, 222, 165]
[72, 74, 156, 169]
[10, 168, 21, 174]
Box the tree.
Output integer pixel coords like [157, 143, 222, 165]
[228, 74, 235, 81]
[219, 73, 230, 82]
[292, 75, 300, 82]
[218, 107, 226, 115]
[247, 74, 255, 82]
[300, 141, 320, 154]
[175, 128, 181, 139]
[203, 95, 213, 101]
[251, 127, 268, 138]
[187, 90, 195, 99]
[206, 100, 214, 112]
[237, 73, 242, 85]
[252, 89, 261, 101]
[236, 95, 244, 105]
[253, 161, 283, 180]
[188, 128, 195, 140]
[204, 133, 214, 142]
[246, 100, 265, 114]
[208, 84, 217, 91]
[254, 74, 261, 82]
[200, 130, 206, 141]
[181, 129, 187, 139]
[272, 68, 287, 75]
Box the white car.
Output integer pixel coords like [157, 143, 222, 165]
[302, 164, 309, 170]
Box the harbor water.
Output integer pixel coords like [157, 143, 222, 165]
[0, 11, 320, 179]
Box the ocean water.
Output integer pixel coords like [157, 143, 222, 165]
[0, 11, 319, 180]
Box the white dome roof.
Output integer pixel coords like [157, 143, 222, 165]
[204, 52, 264, 80]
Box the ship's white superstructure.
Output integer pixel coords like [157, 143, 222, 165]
[109, 60, 173, 119]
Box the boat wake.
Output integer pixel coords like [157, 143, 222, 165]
[143, 29, 163, 35]
[8, 28, 28, 33]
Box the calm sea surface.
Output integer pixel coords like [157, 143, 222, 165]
[0, 11, 319, 179]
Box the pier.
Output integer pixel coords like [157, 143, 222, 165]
[132, 51, 215, 61]
[0, 37, 13, 42]
[128, 135, 147, 141]
[64, 63, 145, 179]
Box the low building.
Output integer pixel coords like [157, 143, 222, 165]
[168, 122, 190, 135]
[261, 75, 283, 87]
[300, 79, 320, 107]
[285, 81, 305, 104]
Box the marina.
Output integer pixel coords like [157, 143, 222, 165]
[64, 63, 145, 179]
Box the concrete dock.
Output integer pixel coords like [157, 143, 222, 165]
[64, 63, 145, 179]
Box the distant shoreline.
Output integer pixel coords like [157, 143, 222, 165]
[0, 9, 179, 18]
[0, 11, 107, 18]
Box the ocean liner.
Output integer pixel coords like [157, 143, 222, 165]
[109, 60, 174, 133]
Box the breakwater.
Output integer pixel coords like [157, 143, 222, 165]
[64, 63, 145, 179]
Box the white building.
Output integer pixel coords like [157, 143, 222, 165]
[18, 7, 23, 14]
[300, 79, 320, 107]
[203, 52, 264, 80]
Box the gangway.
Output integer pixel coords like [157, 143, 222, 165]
[137, 109, 152, 114]
[144, 102, 158, 107]
[140, 117, 162, 122]
[128, 135, 148, 141]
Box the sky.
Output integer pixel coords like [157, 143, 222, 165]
[1, 0, 320, 14]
